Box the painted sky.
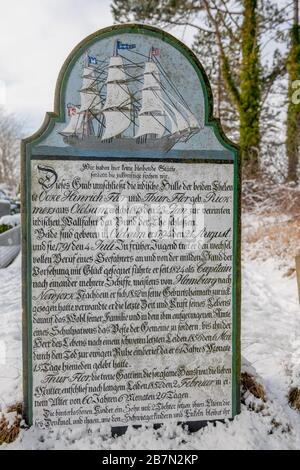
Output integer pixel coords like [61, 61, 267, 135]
[0, 0, 195, 134]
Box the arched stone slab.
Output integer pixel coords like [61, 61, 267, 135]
[21, 23, 241, 433]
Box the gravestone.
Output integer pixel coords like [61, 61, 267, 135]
[0, 200, 10, 218]
[21, 24, 241, 432]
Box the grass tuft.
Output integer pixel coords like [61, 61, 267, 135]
[0, 403, 23, 445]
[241, 372, 267, 402]
[288, 387, 300, 411]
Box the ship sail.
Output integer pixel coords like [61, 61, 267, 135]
[60, 43, 201, 152]
[60, 110, 84, 136]
[170, 105, 189, 133]
[102, 110, 131, 140]
[160, 94, 200, 136]
[79, 67, 102, 113]
[136, 114, 166, 138]
[161, 97, 189, 134]
[135, 61, 166, 138]
[101, 56, 131, 140]
[175, 99, 200, 130]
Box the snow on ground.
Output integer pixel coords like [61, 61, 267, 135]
[0, 247, 300, 449]
[0, 214, 21, 227]
[0, 254, 22, 409]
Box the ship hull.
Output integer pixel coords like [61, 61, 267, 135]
[62, 135, 178, 153]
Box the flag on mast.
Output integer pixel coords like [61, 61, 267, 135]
[151, 47, 160, 56]
[88, 55, 97, 65]
[67, 104, 77, 116]
[117, 40, 136, 50]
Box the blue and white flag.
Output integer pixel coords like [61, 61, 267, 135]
[88, 55, 97, 65]
[117, 40, 136, 50]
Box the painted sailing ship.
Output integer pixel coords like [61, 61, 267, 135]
[59, 41, 201, 153]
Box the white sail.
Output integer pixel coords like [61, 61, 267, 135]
[164, 108, 179, 134]
[101, 110, 131, 140]
[161, 98, 189, 134]
[103, 82, 130, 109]
[135, 114, 165, 138]
[136, 60, 167, 138]
[140, 62, 164, 114]
[109, 56, 127, 68]
[186, 109, 200, 129]
[174, 99, 200, 130]
[143, 62, 161, 89]
[81, 67, 98, 91]
[101, 55, 131, 139]
[79, 66, 102, 113]
[79, 91, 101, 113]
[92, 99, 103, 114]
[170, 106, 189, 133]
[60, 47, 201, 147]
[103, 56, 130, 109]
[61, 112, 84, 135]
[106, 56, 128, 82]
[139, 89, 165, 114]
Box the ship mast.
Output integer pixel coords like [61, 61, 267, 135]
[149, 54, 201, 142]
[79, 55, 103, 137]
[101, 47, 132, 141]
[135, 48, 168, 142]
[59, 106, 84, 137]
[60, 43, 201, 147]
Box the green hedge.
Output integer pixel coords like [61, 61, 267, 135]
[0, 224, 13, 234]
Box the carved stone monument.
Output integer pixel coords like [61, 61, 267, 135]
[21, 24, 241, 433]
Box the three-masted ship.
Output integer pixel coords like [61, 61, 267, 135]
[60, 42, 200, 152]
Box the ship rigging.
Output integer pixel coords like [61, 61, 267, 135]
[59, 42, 201, 152]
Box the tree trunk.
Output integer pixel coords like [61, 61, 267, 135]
[286, 0, 300, 183]
[217, 56, 222, 119]
[239, 0, 261, 177]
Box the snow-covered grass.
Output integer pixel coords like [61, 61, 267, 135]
[242, 179, 300, 271]
[0, 214, 20, 227]
[0, 254, 22, 409]
[0, 212, 299, 449]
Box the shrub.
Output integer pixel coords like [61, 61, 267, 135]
[0, 224, 13, 234]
